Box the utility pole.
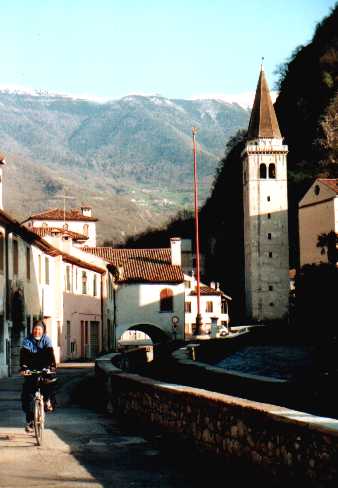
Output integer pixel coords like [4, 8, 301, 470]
[192, 127, 203, 336]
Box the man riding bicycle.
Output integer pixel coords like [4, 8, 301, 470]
[20, 320, 57, 432]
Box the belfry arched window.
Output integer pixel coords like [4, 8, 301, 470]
[160, 288, 173, 312]
[259, 163, 267, 179]
[269, 163, 276, 179]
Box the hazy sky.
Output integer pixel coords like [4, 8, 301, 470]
[0, 0, 335, 100]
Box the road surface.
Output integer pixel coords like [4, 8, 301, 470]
[0, 363, 277, 488]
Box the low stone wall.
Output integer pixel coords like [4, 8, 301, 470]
[96, 353, 338, 487]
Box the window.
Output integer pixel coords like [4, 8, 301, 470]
[314, 185, 320, 196]
[268, 213, 271, 219]
[185, 302, 192, 313]
[45, 257, 50, 285]
[221, 301, 227, 314]
[26, 247, 31, 280]
[82, 271, 87, 294]
[13, 240, 18, 276]
[160, 288, 173, 312]
[268, 163, 276, 179]
[269, 252, 273, 258]
[267, 196, 271, 202]
[206, 301, 213, 313]
[259, 163, 267, 179]
[268, 233, 272, 240]
[184, 280, 191, 289]
[0, 233, 4, 272]
[42, 222, 48, 228]
[66, 265, 71, 291]
[83, 224, 89, 236]
[269, 285, 273, 291]
[38, 255, 42, 283]
[269, 302, 274, 307]
[93, 274, 97, 297]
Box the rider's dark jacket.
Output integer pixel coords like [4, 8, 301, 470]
[20, 334, 56, 372]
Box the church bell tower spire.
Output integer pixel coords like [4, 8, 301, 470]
[242, 65, 289, 322]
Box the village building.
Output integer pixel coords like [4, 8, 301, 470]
[0, 206, 112, 377]
[298, 178, 338, 266]
[22, 206, 97, 247]
[242, 65, 289, 322]
[82, 238, 186, 345]
[183, 274, 231, 338]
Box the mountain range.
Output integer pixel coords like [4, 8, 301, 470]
[0, 90, 249, 243]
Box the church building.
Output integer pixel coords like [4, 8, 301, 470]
[242, 65, 289, 321]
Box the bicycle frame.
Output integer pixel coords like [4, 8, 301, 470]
[24, 370, 46, 446]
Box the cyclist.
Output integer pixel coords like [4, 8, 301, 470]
[20, 320, 57, 432]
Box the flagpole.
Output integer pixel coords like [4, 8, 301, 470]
[192, 127, 203, 335]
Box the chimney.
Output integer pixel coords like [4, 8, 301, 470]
[0, 154, 6, 211]
[210, 281, 216, 290]
[170, 237, 181, 266]
[80, 205, 92, 217]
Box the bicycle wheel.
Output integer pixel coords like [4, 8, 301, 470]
[34, 397, 45, 446]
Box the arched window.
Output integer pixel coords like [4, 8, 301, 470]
[83, 224, 89, 236]
[63, 223, 69, 230]
[259, 163, 267, 179]
[269, 163, 276, 179]
[160, 288, 173, 312]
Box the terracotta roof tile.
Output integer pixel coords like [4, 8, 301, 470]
[190, 285, 223, 296]
[26, 208, 98, 222]
[31, 226, 88, 241]
[83, 247, 184, 283]
[319, 179, 338, 195]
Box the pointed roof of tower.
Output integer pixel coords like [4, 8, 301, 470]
[247, 65, 282, 140]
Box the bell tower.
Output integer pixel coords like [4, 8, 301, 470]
[242, 65, 289, 322]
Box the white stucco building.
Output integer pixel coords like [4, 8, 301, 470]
[183, 274, 231, 338]
[22, 206, 97, 247]
[242, 65, 289, 322]
[299, 178, 338, 266]
[83, 238, 186, 345]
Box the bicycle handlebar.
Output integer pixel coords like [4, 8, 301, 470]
[24, 369, 54, 376]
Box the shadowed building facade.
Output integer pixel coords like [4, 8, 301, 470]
[242, 66, 289, 321]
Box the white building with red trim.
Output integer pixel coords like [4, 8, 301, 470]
[82, 240, 186, 344]
[22, 206, 97, 247]
[183, 274, 231, 338]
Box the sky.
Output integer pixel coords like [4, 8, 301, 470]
[0, 0, 336, 102]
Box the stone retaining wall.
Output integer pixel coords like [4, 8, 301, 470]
[96, 353, 338, 487]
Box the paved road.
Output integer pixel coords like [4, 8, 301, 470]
[0, 363, 277, 488]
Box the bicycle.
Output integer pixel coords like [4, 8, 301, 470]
[24, 370, 55, 446]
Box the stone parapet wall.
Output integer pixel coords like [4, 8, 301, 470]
[96, 354, 338, 487]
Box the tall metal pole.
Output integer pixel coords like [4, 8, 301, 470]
[192, 127, 203, 335]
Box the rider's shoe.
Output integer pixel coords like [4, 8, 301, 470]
[25, 422, 34, 433]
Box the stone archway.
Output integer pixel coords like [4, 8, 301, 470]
[117, 323, 170, 345]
